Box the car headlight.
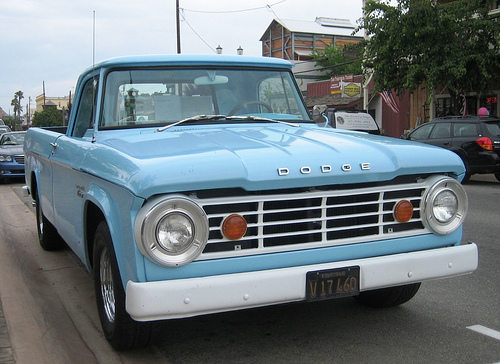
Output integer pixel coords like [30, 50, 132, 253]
[0, 155, 13, 162]
[422, 177, 467, 235]
[135, 196, 209, 267]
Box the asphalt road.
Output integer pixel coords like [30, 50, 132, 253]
[0, 175, 499, 364]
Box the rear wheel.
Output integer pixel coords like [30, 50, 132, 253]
[35, 193, 65, 251]
[93, 221, 153, 350]
[353, 283, 421, 308]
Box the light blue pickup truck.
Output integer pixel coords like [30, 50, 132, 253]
[24, 55, 478, 350]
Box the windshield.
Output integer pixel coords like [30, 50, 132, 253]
[0, 133, 25, 145]
[100, 67, 310, 128]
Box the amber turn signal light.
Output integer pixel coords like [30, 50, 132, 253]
[222, 214, 247, 240]
[394, 200, 414, 223]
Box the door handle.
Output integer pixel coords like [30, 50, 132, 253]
[50, 142, 58, 155]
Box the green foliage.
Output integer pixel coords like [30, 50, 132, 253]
[11, 91, 24, 121]
[1, 116, 16, 130]
[311, 43, 363, 79]
[358, 0, 500, 114]
[32, 107, 64, 127]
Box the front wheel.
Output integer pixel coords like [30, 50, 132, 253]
[353, 283, 421, 308]
[93, 221, 153, 350]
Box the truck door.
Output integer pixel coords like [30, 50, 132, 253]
[49, 76, 98, 258]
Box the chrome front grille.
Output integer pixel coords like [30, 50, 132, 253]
[14, 155, 25, 164]
[195, 180, 429, 260]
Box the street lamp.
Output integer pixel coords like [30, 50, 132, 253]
[216, 45, 222, 54]
[237, 46, 243, 55]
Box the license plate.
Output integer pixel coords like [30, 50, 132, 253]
[306, 266, 360, 302]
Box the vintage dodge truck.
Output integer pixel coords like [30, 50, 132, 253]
[24, 55, 478, 350]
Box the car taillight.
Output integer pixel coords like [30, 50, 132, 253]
[476, 137, 493, 150]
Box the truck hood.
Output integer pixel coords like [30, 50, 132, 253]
[84, 124, 466, 198]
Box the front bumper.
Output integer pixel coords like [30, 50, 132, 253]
[126, 243, 478, 321]
[0, 164, 24, 178]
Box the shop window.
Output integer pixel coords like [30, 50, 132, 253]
[479, 95, 498, 116]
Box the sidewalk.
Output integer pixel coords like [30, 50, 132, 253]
[0, 298, 15, 363]
[0, 183, 142, 364]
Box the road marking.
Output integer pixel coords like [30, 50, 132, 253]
[467, 325, 500, 341]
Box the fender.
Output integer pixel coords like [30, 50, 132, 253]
[84, 182, 147, 285]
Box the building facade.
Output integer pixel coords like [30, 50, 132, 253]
[35, 94, 71, 112]
[260, 17, 362, 61]
[260, 17, 409, 137]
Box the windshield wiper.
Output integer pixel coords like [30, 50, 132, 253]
[156, 115, 227, 132]
[226, 115, 301, 127]
[155, 114, 301, 132]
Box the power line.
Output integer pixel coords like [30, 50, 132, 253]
[265, 3, 285, 25]
[182, 1, 286, 14]
[179, 9, 217, 53]
[178, 1, 286, 54]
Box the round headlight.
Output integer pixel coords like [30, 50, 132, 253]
[432, 190, 458, 223]
[422, 177, 467, 235]
[0, 156, 12, 162]
[135, 197, 209, 267]
[156, 212, 194, 253]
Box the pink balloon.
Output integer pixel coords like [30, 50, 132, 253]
[478, 107, 489, 117]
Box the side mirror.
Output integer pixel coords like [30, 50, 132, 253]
[312, 105, 329, 126]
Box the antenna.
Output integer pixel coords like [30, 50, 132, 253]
[91, 10, 97, 143]
[93, 10, 96, 68]
[176, 0, 181, 53]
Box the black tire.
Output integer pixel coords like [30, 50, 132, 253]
[93, 221, 153, 350]
[35, 193, 65, 251]
[353, 283, 421, 308]
[494, 172, 500, 182]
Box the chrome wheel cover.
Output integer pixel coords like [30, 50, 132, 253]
[36, 202, 43, 236]
[99, 247, 116, 323]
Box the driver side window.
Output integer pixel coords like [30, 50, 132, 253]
[73, 77, 98, 138]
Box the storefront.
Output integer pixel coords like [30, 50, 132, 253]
[435, 93, 499, 117]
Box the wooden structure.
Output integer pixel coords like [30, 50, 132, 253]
[260, 17, 362, 61]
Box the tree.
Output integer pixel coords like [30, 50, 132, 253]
[11, 90, 24, 122]
[311, 43, 363, 79]
[32, 107, 63, 127]
[1, 116, 16, 130]
[358, 0, 500, 114]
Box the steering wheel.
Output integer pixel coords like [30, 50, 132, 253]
[228, 100, 273, 116]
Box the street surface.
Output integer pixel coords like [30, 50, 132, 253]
[0, 175, 499, 364]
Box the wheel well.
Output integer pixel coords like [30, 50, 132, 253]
[30, 172, 38, 201]
[85, 201, 105, 269]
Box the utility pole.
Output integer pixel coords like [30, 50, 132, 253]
[176, 0, 181, 54]
[362, 0, 372, 111]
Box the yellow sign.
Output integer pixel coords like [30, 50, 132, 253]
[343, 83, 361, 97]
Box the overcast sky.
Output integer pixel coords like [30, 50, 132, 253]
[0, 0, 367, 114]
